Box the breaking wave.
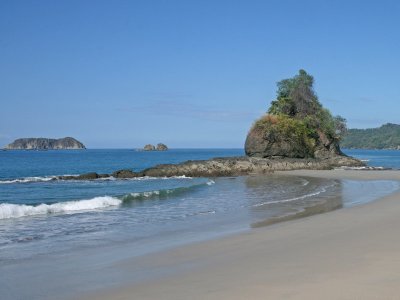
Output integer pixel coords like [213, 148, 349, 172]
[0, 176, 60, 184]
[0, 196, 122, 220]
[0, 179, 215, 219]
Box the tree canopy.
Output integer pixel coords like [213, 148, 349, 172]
[341, 123, 400, 149]
[246, 70, 347, 158]
[267, 69, 346, 142]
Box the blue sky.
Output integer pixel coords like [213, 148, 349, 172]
[1, 0, 399, 148]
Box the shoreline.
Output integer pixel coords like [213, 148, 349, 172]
[81, 169, 400, 300]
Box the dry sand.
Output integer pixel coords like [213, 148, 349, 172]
[82, 170, 400, 300]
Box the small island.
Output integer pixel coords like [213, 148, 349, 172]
[4, 137, 86, 150]
[246, 69, 347, 159]
[142, 143, 169, 151]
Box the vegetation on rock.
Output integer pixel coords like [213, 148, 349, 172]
[341, 123, 400, 149]
[246, 70, 347, 158]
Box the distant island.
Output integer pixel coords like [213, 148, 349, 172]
[4, 137, 86, 150]
[142, 143, 169, 151]
[341, 123, 400, 149]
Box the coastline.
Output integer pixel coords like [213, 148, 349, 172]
[81, 169, 400, 300]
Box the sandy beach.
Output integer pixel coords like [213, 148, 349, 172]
[81, 170, 400, 300]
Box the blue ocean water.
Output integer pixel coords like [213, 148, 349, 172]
[343, 149, 400, 169]
[0, 148, 340, 259]
[1, 148, 400, 300]
[0, 148, 243, 180]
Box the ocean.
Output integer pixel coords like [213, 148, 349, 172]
[0, 148, 399, 299]
[343, 149, 400, 169]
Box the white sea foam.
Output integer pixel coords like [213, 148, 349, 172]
[130, 175, 193, 180]
[252, 183, 336, 207]
[0, 174, 193, 184]
[335, 166, 388, 170]
[300, 179, 310, 186]
[207, 180, 215, 185]
[0, 175, 80, 184]
[127, 190, 161, 198]
[0, 176, 56, 184]
[0, 196, 122, 220]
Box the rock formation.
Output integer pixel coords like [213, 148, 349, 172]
[143, 144, 156, 151]
[156, 143, 168, 151]
[57, 155, 364, 180]
[245, 70, 346, 159]
[142, 143, 168, 151]
[4, 137, 85, 150]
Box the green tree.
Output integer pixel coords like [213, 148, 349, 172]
[267, 69, 347, 142]
[270, 69, 322, 117]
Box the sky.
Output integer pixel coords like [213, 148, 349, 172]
[1, 0, 400, 148]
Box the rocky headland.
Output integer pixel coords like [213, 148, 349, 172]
[4, 137, 85, 150]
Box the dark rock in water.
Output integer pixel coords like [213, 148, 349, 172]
[244, 70, 347, 159]
[112, 169, 142, 178]
[143, 144, 156, 151]
[59, 155, 364, 181]
[156, 143, 168, 151]
[76, 172, 100, 180]
[4, 137, 85, 150]
[140, 155, 364, 178]
[98, 174, 111, 178]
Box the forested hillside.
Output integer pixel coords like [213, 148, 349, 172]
[341, 123, 400, 149]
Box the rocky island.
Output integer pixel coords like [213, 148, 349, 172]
[4, 137, 86, 150]
[245, 69, 347, 159]
[58, 70, 363, 180]
[142, 143, 169, 151]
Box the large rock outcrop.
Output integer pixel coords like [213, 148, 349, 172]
[4, 137, 86, 150]
[245, 115, 343, 159]
[245, 70, 346, 159]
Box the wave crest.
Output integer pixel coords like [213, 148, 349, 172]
[0, 174, 193, 184]
[0, 196, 122, 220]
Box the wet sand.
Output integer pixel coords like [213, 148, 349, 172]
[82, 170, 400, 300]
